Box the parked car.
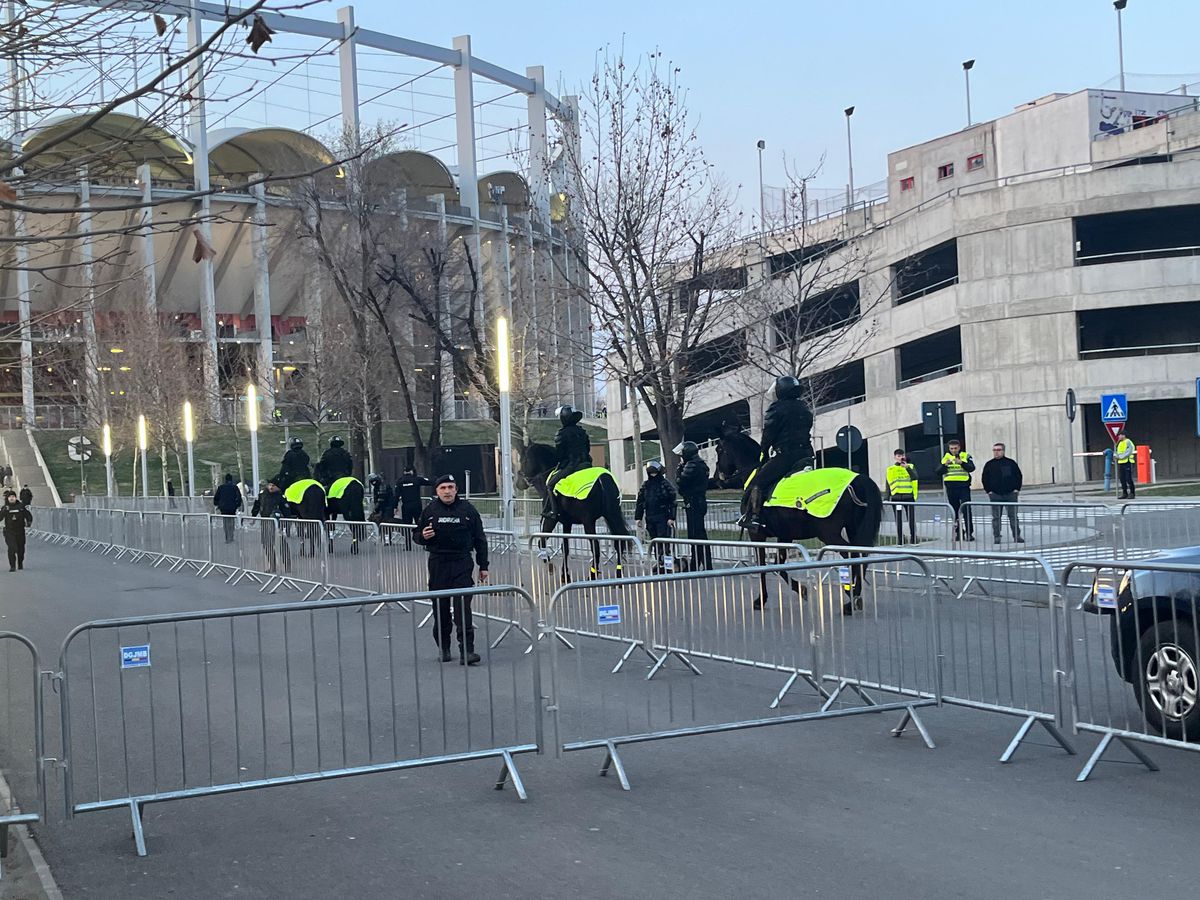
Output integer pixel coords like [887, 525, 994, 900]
[1082, 548, 1200, 741]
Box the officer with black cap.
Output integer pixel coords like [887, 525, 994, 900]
[414, 474, 489, 665]
[674, 440, 712, 569]
[544, 404, 591, 519]
[319, 435, 354, 484]
[276, 438, 311, 489]
[741, 375, 815, 530]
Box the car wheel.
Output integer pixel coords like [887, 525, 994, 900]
[1134, 623, 1200, 742]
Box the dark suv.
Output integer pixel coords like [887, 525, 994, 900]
[1082, 549, 1200, 742]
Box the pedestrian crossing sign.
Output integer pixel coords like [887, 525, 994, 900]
[1100, 393, 1127, 423]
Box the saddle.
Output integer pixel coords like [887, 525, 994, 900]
[761, 467, 857, 519]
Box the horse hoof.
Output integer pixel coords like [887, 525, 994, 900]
[753, 597, 765, 611]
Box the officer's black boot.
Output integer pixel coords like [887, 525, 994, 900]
[440, 647, 453, 663]
[461, 651, 481, 666]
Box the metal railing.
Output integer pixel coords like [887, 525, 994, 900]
[0, 632, 45, 879]
[897, 362, 963, 390]
[1079, 341, 1200, 359]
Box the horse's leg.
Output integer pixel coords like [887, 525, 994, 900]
[561, 521, 573, 584]
[584, 519, 600, 580]
[754, 543, 767, 610]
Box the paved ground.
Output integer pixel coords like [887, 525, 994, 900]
[1, 540, 1199, 899]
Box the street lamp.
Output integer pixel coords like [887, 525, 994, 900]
[137, 414, 149, 499]
[496, 316, 514, 532]
[1114, 1, 1127, 91]
[963, 59, 975, 127]
[182, 400, 196, 498]
[843, 106, 855, 208]
[756, 140, 766, 229]
[246, 382, 260, 495]
[102, 422, 113, 497]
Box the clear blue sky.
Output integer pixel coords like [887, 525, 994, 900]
[347, 0, 1200, 207]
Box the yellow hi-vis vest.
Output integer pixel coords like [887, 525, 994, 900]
[328, 476, 362, 500]
[1115, 438, 1136, 464]
[941, 452, 971, 483]
[886, 463, 918, 499]
[284, 478, 324, 506]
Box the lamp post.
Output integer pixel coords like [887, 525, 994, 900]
[247, 382, 260, 494]
[963, 59, 975, 127]
[843, 106, 855, 208]
[756, 139, 766, 229]
[102, 422, 113, 497]
[496, 316, 513, 533]
[1114, 0, 1127, 91]
[137, 414, 149, 498]
[182, 400, 196, 498]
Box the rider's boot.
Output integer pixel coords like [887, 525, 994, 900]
[737, 486, 766, 532]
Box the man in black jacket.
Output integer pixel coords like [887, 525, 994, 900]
[544, 405, 591, 521]
[3, 490, 31, 571]
[634, 460, 676, 568]
[250, 478, 290, 572]
[981, 442, 1025, 544]
[277, 438, 310, 489]
[741, 375, 815, 530]
[396, 466, 432, 548]
[213, 474, 243, 543]
[674, 441, 712, 570]
[414, 475, 489, 665]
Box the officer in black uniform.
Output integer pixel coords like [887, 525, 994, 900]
[634, 460, 676, 568]
[3, 489, 31, 571]
[319, 436, 354, 484]
[396, 466, 432, 549]
[414, 475, 489, 665]
[277, 438, 311, 489]
[674, 441, 712, 570]
[250, 478, 290, 573]
[742, 375, 815, 530]
[544, 405, 591, 520]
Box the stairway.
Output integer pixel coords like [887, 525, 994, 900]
[0, 427, 62, 507]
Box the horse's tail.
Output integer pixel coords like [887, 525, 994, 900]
[598, 473, 631, 536]
[848, 474, 883, 548]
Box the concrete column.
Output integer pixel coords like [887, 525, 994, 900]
[13, 171, 34, 423]
[560, 96, 582, 217]
[188, 1, 220, 414]
[301, 188, 324, 368]
[452, 35, 479, 220]
[525, 66, 550, 227]
[78, 169, 102, 421]
[137, 163, 159, 319]
[251, 176, 274, 420]
[336, 6, 360, 144]
[430, 194, 455, 420]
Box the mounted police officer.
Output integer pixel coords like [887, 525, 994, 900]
[634, 460, 676, 568]
[277, 438, 310, 489]
[544, 404, 591, 520]
[319, 435, 354, 484]
[674, 441, 712, 569]
[741, 375, 815, 530]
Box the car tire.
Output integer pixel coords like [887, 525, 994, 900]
[1134, 622, 1200, 742]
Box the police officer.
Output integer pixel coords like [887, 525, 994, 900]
[396, 466, 432, 548]
[250, 478, 290, 573]
[3, 489, 31, 571]
[277, 438, 311, 489]
[1115, 430, 1137, 500]
[544, 405, 591, 520]
[319, 436, 354, 484]
[674, 441, 712, 570]
[742, 375, 815, 530]
[884, 448, 918, 545]
[414, 475, 489, 665]
[935, 438, 976, 541]
[634, 460, 676, 568]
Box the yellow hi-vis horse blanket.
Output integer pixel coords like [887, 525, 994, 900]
[763, 467, 857, 519]
[327, 476, 362, 500]
[552, 467, 609, 499]
[284, 478, 324, 506]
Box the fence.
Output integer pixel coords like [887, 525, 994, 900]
[57, 586, 541, 856]
[0, 633, 45, 879]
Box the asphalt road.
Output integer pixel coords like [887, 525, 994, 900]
[1, 539, 1198, 899]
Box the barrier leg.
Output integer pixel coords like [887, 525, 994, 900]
[1076, 733, 1159, 782]
[646, 648, 702, 680]
[599, 741, 631, 791]
[493, 750, 528, 801]
[769, 670, 830, 710]
[820, 679, 877, 712]
[610, 639, 656, 675]
[891, 706, 936, 749]
[129, 799, 148, 857]
[999, 715, 1076, 763]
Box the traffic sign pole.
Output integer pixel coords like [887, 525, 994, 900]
[1065, 388, 1077, 502]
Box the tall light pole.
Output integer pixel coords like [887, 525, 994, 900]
[137, 414, 149, 498]
[844, 106, 855, 208]
[496, 316, 514, 533]
[1114, 1, 1127, 91]
[246, 382, 260, 494]
[182, 400, 196, 497]
[756, 139, 766, 229]
[963, 59, 975, 127]
[102, 422, 114, 498]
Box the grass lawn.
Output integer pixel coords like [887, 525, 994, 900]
[1137, 482, 1200, 497]
[38, 419, 608, 498]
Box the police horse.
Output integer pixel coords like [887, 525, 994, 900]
[714, 426, 883, 614]
[325, 476, 367, 555]
[283, 478, 328, 559]
[518, 443, 634, 582]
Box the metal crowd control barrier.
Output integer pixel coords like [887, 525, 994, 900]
[545, 556, 941, 789]
[1117, 501, 1200, 557]
[646, 536, 810, 572]
[0, 633, 45, 879]
[1062, 558, 1200, 781]
[881, 500, 957, 547]
[821, 545, 1074, 762]
[959, 501, 1120, 564]
[57, 586, 543, 856]
[527, 531, 650, 598]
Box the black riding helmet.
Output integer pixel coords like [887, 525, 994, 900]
[775, 375, 802, 401]
[556, 404, 583, 427]
[290, 438, 303, 450]
[367, 473, 382, 485]
[645, 460, 665, 476]
[674, 441, 699, 460]
[330, 436, 345, 448]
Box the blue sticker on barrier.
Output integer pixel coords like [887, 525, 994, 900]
[838, 566, 852, 586]
[1095, 583, 1117, 609]
[597, 604, 621, 626]
[121, 645, 150, 669]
